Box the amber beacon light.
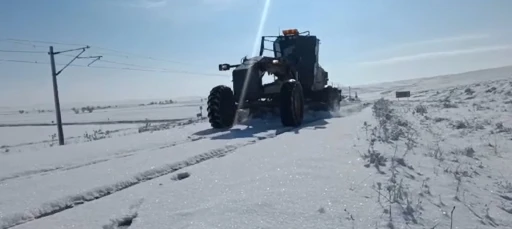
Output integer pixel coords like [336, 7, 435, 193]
[282, 29, 299, 36]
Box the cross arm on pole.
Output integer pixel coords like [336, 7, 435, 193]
[50, 46, 90, 55]
[55, 48, 86, 76]
[50, 46, 102, 76]
[77, 55, 102, 66]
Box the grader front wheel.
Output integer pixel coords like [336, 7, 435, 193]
[207, 85, 236, 129]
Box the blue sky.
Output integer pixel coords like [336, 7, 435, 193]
[1, 0, 512, 106]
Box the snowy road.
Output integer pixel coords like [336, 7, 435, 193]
[0, 103, 368, 229]
[6, 103, 374, 229]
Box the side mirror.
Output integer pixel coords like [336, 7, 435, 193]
[218, 63, 230, 71]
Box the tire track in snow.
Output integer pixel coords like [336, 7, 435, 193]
[0, 118, 209, 182]
[0, 118, 188, 127]
[101, 198, 144, 229]
[0, 135, 205, 183]
[1, 103, 363, 183]
[0, 116, 329, 229]
[0, 158, 109, 183]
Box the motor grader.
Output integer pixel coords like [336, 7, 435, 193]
[207, 29, 343, 129]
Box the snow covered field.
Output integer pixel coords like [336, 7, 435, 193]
[1, 66, 512, 229]
[0, 100, 206, 152]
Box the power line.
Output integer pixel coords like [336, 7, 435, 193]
[0, 59, 47, 65]
[0, 49, 225, 76]
[59, 53, 215, 74]
[60, 53, 162, 69]
[0, 58, 228, 77]
[0, 49, 46, 54]
[94, 59, 216, 75]
[1, 38, 209, 67]
[1, 38, 86, 47]
[0, 40, 47, 49]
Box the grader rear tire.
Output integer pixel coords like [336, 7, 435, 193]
[280, 81, 304, 127]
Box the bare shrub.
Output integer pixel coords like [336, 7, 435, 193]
[362, 129, 387, 174]
[48, 133, 58, 147]
[429, 141, 445, 161]
[366, 99, 425, 227]
[496, 180, 512, 194]
[1, 145, 10, 153]
[488, 131, 500, 156]
[443, 102, 459, 108]
[83, 129, 111, 142]
[464, 88, 475, 95]
[452, 147, 476, 158]
[451, 120, 468, 129]
[372, 98, 393, 121]
[373, 168, 420, 226]
[372, 98, 417, 143]
[495, 122, 512, 133]
[485, 86, 497, 93]
[363, 148, 387, 173]
[81, 106, 95, 113]
[433, 117, 450, 123]
[138, 121, 175, 133]
[414, 104, 428, 115]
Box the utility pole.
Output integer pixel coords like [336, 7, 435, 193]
[48, 45, 101, 145]
[49, 46, 64, 145]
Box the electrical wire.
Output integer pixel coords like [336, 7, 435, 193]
[0, 49, 222, 76]
[59, 53, 217, 75]
[0, 38, 227, 77]
[0, 58, 227, 77]
[1, 38, 208, 67]
[1, 38, 86, 47]
[0, 49, 46, 54]
[0, 40, 48, 49]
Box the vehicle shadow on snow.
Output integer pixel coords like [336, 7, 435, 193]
[194, 111, 334, 140]
[192, 127, 226, 136]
